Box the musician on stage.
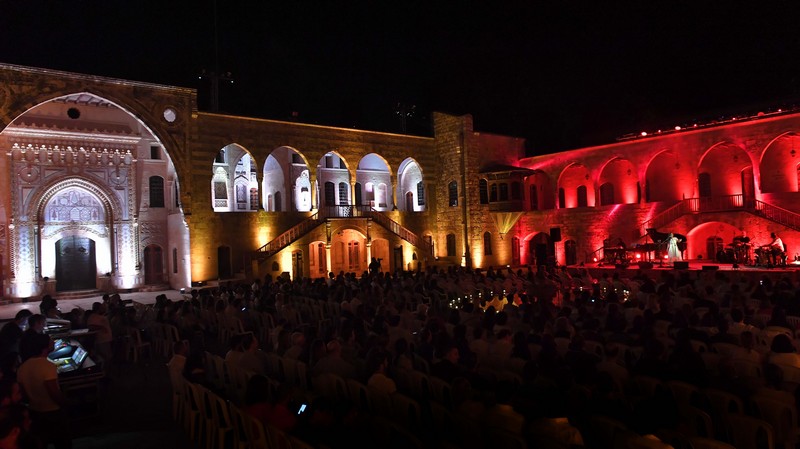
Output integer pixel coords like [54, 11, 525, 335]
[665, 233, 683, 266]
[732, 231, 752, 264]
[761, 232, 784, 266]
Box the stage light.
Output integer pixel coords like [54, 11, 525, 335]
[675, 126, 681, 131]
[640, 132, 647, 137]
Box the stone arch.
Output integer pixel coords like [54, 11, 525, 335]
[557, 163, 594, 208]
[329, 226, 367, 273]
[597, 158, 637, 205]
[686, 221, 742, 260]
[697, 142, 753, 198]
[263, 146, 312, 212]
[357, 153, 393, 211]
[644, 149, 692, 202]
[213, 143, 258, 212]
[759, 132, 800, 193]
[525, 170, 555, 210]
[317, 152, 352, 210]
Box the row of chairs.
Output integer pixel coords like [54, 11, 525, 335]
[170, 370, 313, 449]
[628, 376, 794, 449]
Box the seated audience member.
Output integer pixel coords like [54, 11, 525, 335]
[167, 340, 189, 378]
[17, 333, 70, 449]
[224, 334, 245, 366]
[182, 353, 206, 385]
[87, 302, 113, 363]
[238, 333, 267, 374]
[38, 296, 59, 318]
[366, 350, 396, 395]
[0, 310, 32, 357]
[244, 375, 272, 425]
[264, 384, 298, 433]
[283, 332, 306, 360]
[311, 340, 356, 380]
[767, 333, 800, 369]
[431, 344, 467, 383]
[0, 407, 23, 449]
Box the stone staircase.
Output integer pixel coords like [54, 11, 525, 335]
[253, 206, 432, 260]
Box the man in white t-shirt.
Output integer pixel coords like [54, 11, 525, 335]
[17, 333, 70, 449]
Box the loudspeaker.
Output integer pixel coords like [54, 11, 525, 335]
[550, 227, 562, 242]
[673, 261, 689, 270]
[702, 265, 719, 271]
[638, 261, 654, 269]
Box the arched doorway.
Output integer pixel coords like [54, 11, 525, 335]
[528, 233, 554, 268]
[55, 236, 96, 291]
[144, 244, 164, 285]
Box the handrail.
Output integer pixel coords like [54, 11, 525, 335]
[642, 194, 745, 232]
[752, 200, 800, 231]
[255, 212, 322, 257]
[254, 206, 434, 258]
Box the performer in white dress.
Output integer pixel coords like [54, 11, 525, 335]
[666, 233, 682, 266]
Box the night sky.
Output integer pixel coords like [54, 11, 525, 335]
[3, 1, 800, 155]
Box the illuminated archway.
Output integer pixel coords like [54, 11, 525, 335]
[759, 132, 800, 193]
[3, 92, 191, 297]
[357, 153, 393, 211]
[557, 164, 594, 208]
[397, 158, 426, 212]
[686, 221, 741, 260]
[597, 158, 637, 205]
[697, 142, 753, 198]
[644, 150, 691, 202]
[263, 146, 312, 212]
[317, 152, 351, 210]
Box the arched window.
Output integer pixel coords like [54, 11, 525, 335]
[529, 184, 538, 210]
[490, 184, 498, 202]
[274, 192, 282, 212]
[338, 182, 349, 205]
[483, 232, 492, 256]
[355, 183, 363, 206]
[510, 182, 521, 200]
[324, 182, 336, 206]
[698, 172, 712, 197]
[149, 176, 164, 208]
[599, 182, 614, 206]
[577, 185, 588, 207]
[446, 234, 456, 257]
[448, 181, 458, 207]
[558, 188, 565, 208]
[499, 183, 509, 201]
[479, 179, 489, 204]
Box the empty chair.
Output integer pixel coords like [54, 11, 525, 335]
[703, 388, 745, 417]
[229, 403, 269, 449]
[428, 376, 453, 409]
[726, 414, 775, 449]
[346, 378, 372, 412]
[679, 405, 714, 439]
[390, 392, 421, 429]
[751, 396, 798, 449]
[206, 390, 234, 449]
[688, 437, 737, 449]
[666, 380, 702, 409]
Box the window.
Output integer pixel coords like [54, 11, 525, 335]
[292, 153, 303, 164]
[324, 182, 335, 206]
[599, 183, 614, 206]
[149, 176, 164, 208]
[510, 182, 521, 200]
[446, 234, 456, 257]
[172, 248, 178, 274]
[448, 181, 458, 207]
[416, 182, 425, 206]
[577, 185, 588, 207]
[318, 243, 326, 273]
[355, 183, 363, 206]
[150, 146, 160, 160]
[483, 232, 492, 256]
[499, 183, 509, 201]
[529, 184, 538, 210]
[479, 179, 489, 204]
[175, 183, 180, 208]
[338, 182, 349, 205]
[250, 188, 259, 210]
[512, 237, 520, 266]
[490, 184, 498, 202]
[348, 241, 360, 270]
[558, 188, 565, 208]
[215, 150, 225, 163]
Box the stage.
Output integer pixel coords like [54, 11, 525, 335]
[568, 259, 800, 281]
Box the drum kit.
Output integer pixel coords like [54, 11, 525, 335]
[719, 240, 753, 265]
